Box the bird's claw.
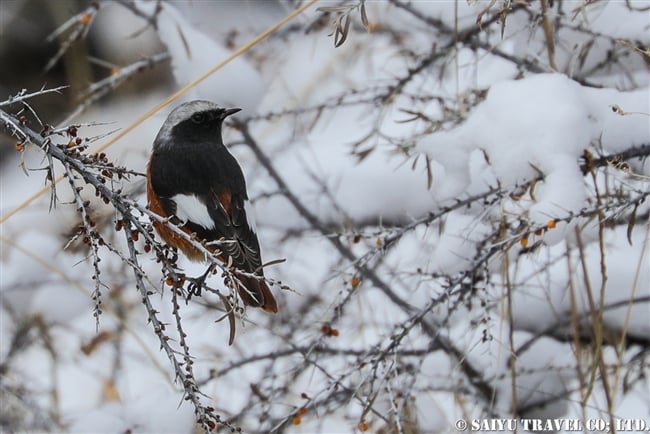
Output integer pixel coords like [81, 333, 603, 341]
[186, 277, 204, 299]
[185, 265, 214, 301]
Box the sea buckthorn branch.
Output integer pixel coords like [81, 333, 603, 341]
[1, 102, 243, 432]
[61, 52, 171, 125]
[235, 118, 499, 422]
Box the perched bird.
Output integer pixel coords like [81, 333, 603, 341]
[146, 100, 278, 313]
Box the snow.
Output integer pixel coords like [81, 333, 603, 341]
[419, 72, 650, 237]
[1, 1, 649, 433]
[587, 1, 650, 41]
[133, 0, 265, 112]
[511, 224, 650, 339]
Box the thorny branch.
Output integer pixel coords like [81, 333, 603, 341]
[1, 103, 244, 432]
[5, 86, 646, 429]
[235, 115, 649, 431]
[61, 52, 171, 124]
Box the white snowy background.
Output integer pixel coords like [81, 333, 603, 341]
[1, 1, 649, 433]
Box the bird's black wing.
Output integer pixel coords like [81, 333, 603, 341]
[204, 150, 264, 275]
[150, 145, 264, 274]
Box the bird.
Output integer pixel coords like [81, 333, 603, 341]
[146, 100, 278, 313]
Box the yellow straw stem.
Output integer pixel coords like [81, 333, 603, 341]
[0, 0, 317, 225]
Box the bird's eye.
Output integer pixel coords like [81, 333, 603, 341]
[191, 113, 206, 124]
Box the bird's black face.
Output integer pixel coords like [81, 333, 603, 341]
[170, 108, 241, 144]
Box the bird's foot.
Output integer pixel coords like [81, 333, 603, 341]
[186, 265, 215, 300]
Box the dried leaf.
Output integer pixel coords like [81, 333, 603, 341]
[80, 330, 112, 355]
[259, 257, 287, 272]
[476, 0, 497, 30]
[216, 293, 237, 345]
[360, 1, 369, 30]
[103, 379, 120, 402]
[411, 154, 419, 171]
[529, 177, 538, 201]
[627, 204, 638, 246]
[335, 14, 351, 48]
[576, 39, 595, 70]
[176, 24, 192, 60]
[354, 146, 374, 162]
[500, 12, 507, 39]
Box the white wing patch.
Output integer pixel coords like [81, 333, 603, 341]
[171, 194, 215, 230]
[244, 200, 257, 232]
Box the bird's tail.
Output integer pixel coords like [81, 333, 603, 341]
[235, 273, 278, 313]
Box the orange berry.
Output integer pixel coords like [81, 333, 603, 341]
[292, 416, 301, 425]
[520, 237, 528, 248]
[298, 407, 307, 415]
[79, 13, 92, 25]
[351, 276, 360, 288]
[547, 219, 557, 229]
[320, 324, 339, 337]
[358, 420, 369, 431]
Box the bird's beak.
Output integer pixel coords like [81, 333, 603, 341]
[223, 108, 242, 118]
